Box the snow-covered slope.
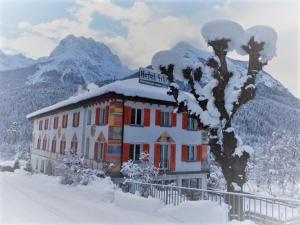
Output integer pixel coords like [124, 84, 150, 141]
[0, 50, 36, 71]
[27, 35, 131, 84]
[171, 42, 300, 146]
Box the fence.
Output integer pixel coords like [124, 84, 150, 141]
[122, 181, 300, 225]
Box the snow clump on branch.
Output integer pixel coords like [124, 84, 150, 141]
[201, 20, 245, 52]
[245, 25, 277, 62]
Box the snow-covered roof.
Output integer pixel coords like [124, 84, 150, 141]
[27, 78, 178, 119]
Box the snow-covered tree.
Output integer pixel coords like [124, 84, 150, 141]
[121, 152, 159, 183]
[253, 132, 300, 197]
[152, 20, 277, 192]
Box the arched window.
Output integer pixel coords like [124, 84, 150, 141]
[42, 135, 47, 150]
[94, 132, 107, 161]
[37, 136, 41, 149]
[51, 136, 57, 153]
[71, 134, 78, 154]
[60, 135, 66, 155]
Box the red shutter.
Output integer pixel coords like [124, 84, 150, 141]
[94, 143, 98, 161]
[124, 106, 131, 125]
[144, 108, 150, 127]
[171, 113, 177, 127]
[105, 106, 109, 124]
[182, 145, 188, 161]
[72, 113, 75, 127]
[154, 144, 161, 168]
[202, 145, 208, 160]
[123, 143, 130, 162]
[103, 143, 107, 161]
[143, 143, 150, 154]
[155, 110, 161, 126]
[170, 144, 176, 171]
[182, 112, 188, 129]
[77, 112, 80, 126]
[196, 145, 202, 161]
[95, 108, 100, 125]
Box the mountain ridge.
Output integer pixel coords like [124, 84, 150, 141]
[0, 36, 299, 160]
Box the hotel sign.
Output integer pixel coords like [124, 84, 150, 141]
[139, 67, 169, 88]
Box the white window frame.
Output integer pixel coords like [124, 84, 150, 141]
[187, 145, 196, 161]
[161, 111, 172, 127]
[188, 117, 197, 130]
[129, 144, 141, 161]
[131, 108, 143, 126]
[160, 144, 170, 169]
[98, 142, 104, 160]
[87, 110, 92, 125]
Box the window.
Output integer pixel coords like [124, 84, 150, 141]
[160, 144, 169, 169]
[129, 144, 141, 161]
[87, 110, 92, 125]
[85, 138, 90, 158]
[60, 140, 66, 155]
[42, 136, 47, 150]
[131, 108, 143, 125]
[62, 114, 68, 128]
[51, 137, 56, 153]
[188, 117, 198, 130]
[44, 119, 49, 130]
[182, 178, 201, 188]
[39, 120, 43, 130]
[187, 145, 196, 161]
[161, 111, 171, 127]
[53, 117, 59, 129]
[96, 108, 107, 125]
[71, 138, 78, 154]
[97, 142, 105, 160]
[72, 112, 80, 127]
[40, 160, 45, 173]
[35, 159, 38, 170]
[37, 136, 41, 149]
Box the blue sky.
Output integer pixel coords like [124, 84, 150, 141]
[0, 0, 299, 97]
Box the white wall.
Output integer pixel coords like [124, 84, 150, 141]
[123, 101, 205, 173]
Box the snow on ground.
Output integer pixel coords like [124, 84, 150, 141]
[0, 170, 255, 225]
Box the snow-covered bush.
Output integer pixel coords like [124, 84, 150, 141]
[57, 149, 104, 185]
[121, 152, 159, 183]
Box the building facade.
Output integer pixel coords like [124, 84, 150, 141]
[27, 72, 209, 189]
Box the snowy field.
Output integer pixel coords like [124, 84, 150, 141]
[0, 170, 255, 225]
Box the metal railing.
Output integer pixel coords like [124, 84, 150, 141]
[122, 181, 300, 225]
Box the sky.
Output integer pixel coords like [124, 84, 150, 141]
[0, 0, 299, 97]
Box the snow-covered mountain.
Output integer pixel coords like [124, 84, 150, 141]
[0, 35, 132, 159]
[0, 37, 299, 160]
[171, 42, 300, 146]
[0, 50, 36, 71]
[27, 35, 131, 84]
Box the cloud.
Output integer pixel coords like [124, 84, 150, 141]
[0, 0, 298, 97]
[102, 16, 203, 68]
[0, 34, 56, 59]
